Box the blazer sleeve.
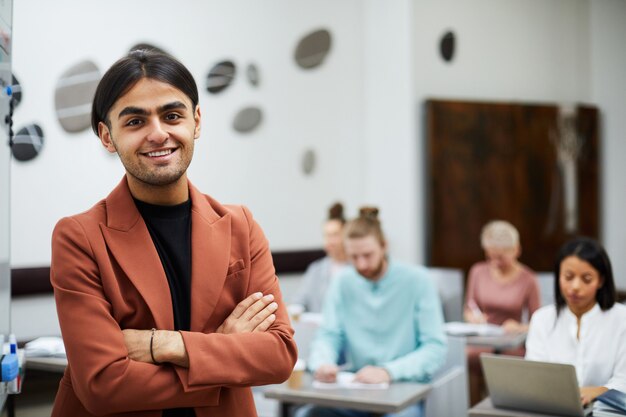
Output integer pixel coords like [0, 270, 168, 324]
[51, 217, 221, 415]
[180, 206, 298, 387]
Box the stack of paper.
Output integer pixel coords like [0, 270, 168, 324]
[312, 372, 389, 390]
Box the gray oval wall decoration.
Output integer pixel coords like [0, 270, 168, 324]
[233, 107, 262, 133]
[206, 61, 236, 94]
[301, 149, 316, 176]
[295, 29, 332, 69]
[247, 63, 260, 87]
[10, 74, 22, 109]
[12, 124, 44, 162]
[440, 31, 455, 62]
[55, 60, 101, 133]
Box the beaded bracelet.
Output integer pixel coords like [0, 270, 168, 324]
[150, 328, 160, 364]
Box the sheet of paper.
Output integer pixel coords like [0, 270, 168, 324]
[312, 372, 389, 390]
[444, 321, 505, 336]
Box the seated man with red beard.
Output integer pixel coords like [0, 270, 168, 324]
[303, 207, 447, 417]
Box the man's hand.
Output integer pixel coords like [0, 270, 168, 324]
[314, 364, 339, 383]
[580, 386, 608, 406]
[122, 329, 189, 367]
[353, 366, 391, 384]
[217, 292, 278, 334]
[122, 329, 152, 363]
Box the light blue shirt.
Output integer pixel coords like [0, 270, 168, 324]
[308, 260, 447, 382]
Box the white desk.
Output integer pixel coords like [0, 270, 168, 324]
[264, 373, 431, 417]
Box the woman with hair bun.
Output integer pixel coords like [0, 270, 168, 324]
[294, 202, 349, 312]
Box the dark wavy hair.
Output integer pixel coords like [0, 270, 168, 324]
[91, 50, 199, 134]
[554, 237, 616, 314]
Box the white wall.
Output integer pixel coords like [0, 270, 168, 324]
[10, 0, 366, 267]
[10, 0, 626, 290]
[360, 0, 595, 266]
[363, 0, 420, 263]
[413, 0, 590, 103]
[590, 0, 626, 289]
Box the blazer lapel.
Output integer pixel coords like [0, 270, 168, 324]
[188, 183, 231, 331]
[100, 178, 174, 329]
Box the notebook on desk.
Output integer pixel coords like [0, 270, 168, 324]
[480, 354, 593, 417]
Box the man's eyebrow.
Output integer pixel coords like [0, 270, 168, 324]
[117, 102, 189, 120]
[159, 101, 188, 113]
[118, 106, 149, 119]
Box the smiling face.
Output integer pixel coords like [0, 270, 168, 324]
[559, 255, 604, 317]
[98, 78, 201, 203]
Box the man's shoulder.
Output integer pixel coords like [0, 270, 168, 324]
[57, 199, 108, 227]
[389, 261, 429, 281]
[191, 188, 250, 223]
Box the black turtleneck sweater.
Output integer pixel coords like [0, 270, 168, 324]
[135, 198, 195, 417]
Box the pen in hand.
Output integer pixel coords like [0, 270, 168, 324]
[468, 299, 487, 323]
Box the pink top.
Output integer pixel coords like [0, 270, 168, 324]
[465, 261, 541, 325]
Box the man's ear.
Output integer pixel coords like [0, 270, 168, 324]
[98, 122, 117, 153]
[194, 106, 202, 139]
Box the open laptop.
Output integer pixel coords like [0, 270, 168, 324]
[480, 354, 593, 417]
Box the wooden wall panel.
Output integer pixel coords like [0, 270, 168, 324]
[426, 100, 599, 274]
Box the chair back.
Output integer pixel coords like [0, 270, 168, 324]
[536, 272, 555, 307]
[428, 267, 464, 322]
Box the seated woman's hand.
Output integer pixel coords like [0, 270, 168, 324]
[501, 319, 526, 334]
[464, 308, 488, 324]
[580, 386, 608, 406]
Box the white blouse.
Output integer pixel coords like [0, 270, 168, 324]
[526, 303, 626, 392]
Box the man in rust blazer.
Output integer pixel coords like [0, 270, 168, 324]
[50, 50, 297, 416]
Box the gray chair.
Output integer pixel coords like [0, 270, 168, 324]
[536, 272, 555, 307]
[424, 334, 469, 417]
[428, 267, 465, 322]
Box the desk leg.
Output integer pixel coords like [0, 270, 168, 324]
[279, 401, 291, 417]
[6, 395, 15, 417]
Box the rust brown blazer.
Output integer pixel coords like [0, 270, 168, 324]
[50, 178, 297, 416]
